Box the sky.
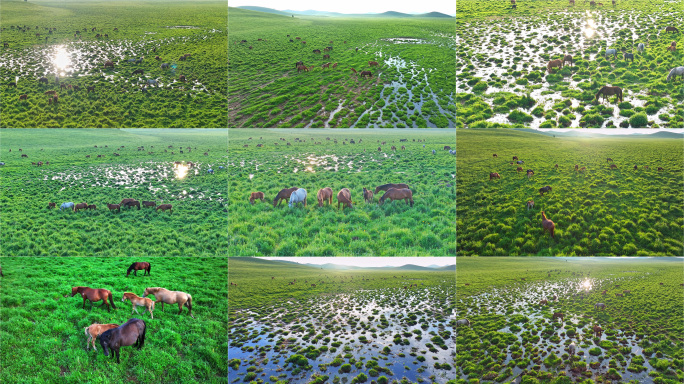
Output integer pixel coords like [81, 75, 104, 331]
[531, 128, 684, 135]
[257, 257, 455, 268]
[229, 0, 456, 15]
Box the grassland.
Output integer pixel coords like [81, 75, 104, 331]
[0, 256, 227, 383]
[0, 129, 228, 256]
[228, 8, 456, 128]
[456, 130, 684, 256]
[0, 0, 227, 128]
[228, 129, 455, 256]
[456, 0, 684, 128]
[229, 257, 456, 383]
[456, 257, 684, 384]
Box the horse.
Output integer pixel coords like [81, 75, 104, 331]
[273, 187, 299, 207]
[657, 167, 664, 171]
[71, 286, 117, 312]
[73, 202, 88, 212]
[379, 188, 413, 207]
[156, 204, 172, 213]
[161, 63, 169, 69]
[541, 211, 555, 239]
[666, 44, 676, 52]
[547, 59, 563, 73]
[18, 94, 28, 101]
[122, 293, 155, 319]
[48, 202, 56, 209]
[123, 200, 140, 210]
[99, 318, 146, 364]
[322, 62, 330, 69]
[142, 201, 156, 208]
[563, 55, 573, 66]
[86, 204, 96, 210]
[666, 67, 684, 82]
[607, 158, 613, 162]
[143, 287, 193, 318]
[490, 172, 501, 180]
[592, 324, 603, 337]
[552, 312, 564, 322]
[132, 69, 143, 75]
[527, 201, 534, 210]
[615, 293, 623, 297]
[579, 167, 586, 172]
[84, 323, 119, 351]
[363, 187, 374, 203]
[249, 192, 265, 204]
[539, 186, 552, 195]
[375, 183, 409, 195]
[527, 170, 534, 179]
[623, 290, 631, 294]
[595, 86, 623, 103]
[313, 49, 321, 54]
[107, 203, 120, 212]
[493, 154, 497, 157]
[539, 299, 548, 305]
[332, 62, 338, 69]
[369, 61, 379, 67]
[594, 302, 606, 310]
[295, 61, 304, 67]
[623, 53, 634, 62]
[516, 167, 523, 172]
[610, 164, 618, 170]
[104, 60, 114, 68]
[513, 156, 518, 160]
[605, 49, 617, 59]
[317, 187, 333, 207]
[360, 71, 372, 78]
[323, 54, 330, 59]
[637, 43, 645, 53]
[297, 65, 308, 73]
[569, 341, 576, 355]
[337, 188, 353, 209]
[665, 26, 679, 33]
[126, 262, 151, 277]
[289, 188, 307, 208]
[456, 319, 471, 327]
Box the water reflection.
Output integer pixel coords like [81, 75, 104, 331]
[53, 46, 72, 76]
[581, 279, 593, 290]
[584, 14, 597, 38]
[174, 163, 189, 179]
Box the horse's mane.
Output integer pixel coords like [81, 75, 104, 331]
[126, 263, 136, 274]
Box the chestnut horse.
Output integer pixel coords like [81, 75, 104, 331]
[156, 204, 172, 213]
[552, 312, 564, 322]
[48, 202, 56, 209]
[122, 292, 155, 319]
[317, 187, 333, 207]
[541, 211, 555, 239]
[595, 86, 623, 103]
[85, 323, 119, 351]
[273, 187, 298, 207]
[547, 59, 563, 73]
[360, 71, 372, 78]
[249, 191, 265, 204]
[143, 287, 193, 318]
[74, 202, 88, 212]
[107, 203, 121, 212]
[490, 172, 501, 180]
[374, 183, 409, 195]
[369, 61, 379, 67]
[379, 188, 413, 207]
[363, 187, 374, 203]
[126, 262, 151, 277]
[71, 286, 117, 311]
[337, 188, 354, 209]
[99, 318, 146, 364]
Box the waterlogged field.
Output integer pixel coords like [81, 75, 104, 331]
[228, 8, 456, 128]
[228, 258, 456, 384]
[228, 129, 456, 256]
[0, 129, 228, 256]
[456, 0, 684, 128]
[456, 257, 684, 384]
[0, 0, 227, 128]
[0, 257, 227, 383]
[456, 130, 684, 256]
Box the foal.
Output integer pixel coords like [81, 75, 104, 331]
[122, 292, 155, 319]
[84, 323, 119, 351]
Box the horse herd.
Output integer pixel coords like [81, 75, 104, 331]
[50, 199, 172, 214]
[249, 183, 414, 209]
[73, 262, 193, 364]
[295, 60, 379, 79]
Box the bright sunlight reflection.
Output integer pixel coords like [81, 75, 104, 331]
[581, 280, 592, 290]
[584, 13, 597, 38]
[174, 163, 189, 179]
[53, 46, 71, 76]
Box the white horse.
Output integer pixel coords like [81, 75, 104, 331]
[60, 202, 74, 211]
[288, 188, 307, 208]
[456, 319, 471, 327]
[595, 302, 606, 310]
[666, 66, 684, 82]
[637, 43, 645, 53]
[605, 49, 617, 59]
[569, 341, 576, 355]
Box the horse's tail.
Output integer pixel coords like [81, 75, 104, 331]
[139, 321, 146, 349]
[126, 263, 134, 276]
[147, 264, 151, 274]
[109, 291, 117, 309]
[619, 89, 623, 102]
[84, 326, 90, 336]
[186, 294, 192, 311]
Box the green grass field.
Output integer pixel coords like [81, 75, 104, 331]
[228, 129, 455, 256]
[456, 257, 684, 383]
[229, 257, 456, 383]
[0, 257, 227, 383]
[456, 130, 684, 256]
[0, 129, 228, 256]
[0, 0, 227, 128]
[228, 8, 455, 127]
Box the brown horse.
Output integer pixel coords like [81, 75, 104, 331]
[99, 318, 146, 364]
[142, 201, 156, 208]
[19, 94, 28, 100]
[665, 26, 679, 33]
[606, 158, 613, 162]
[87, 204, 96, 210]
[539, 186, 552, 195]
[563, 55, 573, 66]
[610, 164, 618, 170]
[297, 65, 308, 73]
[516, 167, 523, 172]
[323, 54, 330, 59]
[126, 262, 151, 277]
[123, 200, 140, 210]
[273, 187, 299, 207]
[593, 324, 603, 337]
[317, 187, 333, 207]
[552, 312, 564, 322]
[337, 188, 353, 209]
[369, 61, 379, 67]
[547, 59, 563, 73]
[156, 204, 172, 213]
[332, 62, 338, 69]
[143, 287, 193, 318]
[657, 167, 664, 171]
[595, 86, 623, 103]
[249, 191, 265, 204]
[363, 187, 374, 203]
[379, 188, 413, 207]
[513, 156, 518, 160]
[360, 71, 372, 78]
[542, 211, 556, 239]
[48, 202, 56, 209]
[85, 323, 119, 351]
[539, 299, 548, 305]
[322, 62, 330, 69]
[122, 292, 155, 319]
[493, 154, 497, 157]
[579, 167, 586, 172]
[490, 172, 501, 180]
[74, 202, 88, 212]
[526, 200, 534, 210]
[107, 203, 121, 212]
[71, 286, 117, 311]
[374, 183, 409, 195]
[104, 60, 114, 68]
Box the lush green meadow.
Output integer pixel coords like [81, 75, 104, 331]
[228, 129, 455, 256]
[0, 257, 227, 383]
[456, 130, 684, 256]
[228, 8, 456, 127]
[456, 0, 684, 128]
[0, 0, 227, 128]
[229, 257, 456, 383]
[456, 257, 684, 384]
[0, 129, 228, 256]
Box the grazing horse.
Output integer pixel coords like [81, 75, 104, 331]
[156, 204, 172, 213]
[624, 53, 634, 62]
[516, 167, 523, 172]
[297, 65, 308, 73]
[317, 187, 333, 207]
[513, 156, 519, 160]
[74, 202, 88, 212]
[541, 211, 556, 239]
[594, 303, 606, 310]
[132, 69, 143, 75]
[595, 86, 623, 103]
[379, 188, 413, 207]
[665, 26, 679, 33]
[606, 158, 613, 162]
[107, 203, 120, 212]
[657, 167, 664, 171]
[19, 94, 28, 100]
[456, 319, 471, 327]
[666, 43, 676, 52]
[143, 287, 193, 318]
[313, 49, 321, 54]
[375, 183, 410, 195]
[605, 49, 617, 59]
[126, 262, 151, 277]
[569, 342, 576, 355]
[637, 43, 645, 53]
[249, 191, 265, 204]
[552, 312, 564, 322]
[540, 299, 548, 305]
[273, 187, 299, 207]
[104, 60, 114, 68]
[493, 154, 498, 157]
[592, 324, 603, 337]
[123, 200, 140, 210]
[490, 172, 501, 180]
[336, 188, 353, 209]
[142, 201, 156, 208]
[527, 170, 534, 179]
[666, 67, 684, 82]
[615, 293, 623, 297]
[295, 61, 304, 68]
[363, 187, 374, 203]
[84, 323, 119, 351]
[322, 62, 330, 69]
[323, 54, 330, 59]
[332, 62, 338, 69]
[86, 204, 96, 210]
[369, 61, 379, 67]
[610, 164, 618, 170]
[71, 286, 117, 312]
[579, 167, 586, 172]
[527, 200, 534, 210]
[122, 293, 155, 319]
[547, 59, 563, 73]
[48, 202, 56, 209]
[563, 55, 573, 66]
[360, 71, 372, 78]
[539, 186, 552, 196]
[288, 188, 307, 208]
[99, 318, 146, 364]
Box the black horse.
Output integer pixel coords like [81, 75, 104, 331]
[295, 61, 304, 68]
[539, 186, 553, 196]
[623, 53, 634, 62]
[100, 318, 146, 364]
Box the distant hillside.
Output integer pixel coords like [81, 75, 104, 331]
[239, 6, 454, 18]
[235, 6, 291, 16]
[647, 131, 684, 139]
[437, 264, 456, 271]
[415, 12, 454, 18]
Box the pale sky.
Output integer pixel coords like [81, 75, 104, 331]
[532, 128, 684, 135]
[258, 257, 455, 268]
[230, 0, 456, 15]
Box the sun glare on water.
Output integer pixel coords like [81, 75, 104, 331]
[174, 164, 189, 179]
[53, 46, 71, 76]
[581, 279, 592, 290]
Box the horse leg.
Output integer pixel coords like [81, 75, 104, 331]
[178, 302, 183, 315]
[83, 297, 87, 309]
[149, 306, 154, 319]
[134, 270, 137, 276]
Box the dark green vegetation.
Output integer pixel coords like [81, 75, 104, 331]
[228, 8, 455, 127]
[0, 0, 227, 128]
[456, 257, 684, 384]
[228, 129, 455, 256]
[229, 258, 456, 383]
[456, 130, 683, 256]
[456, 0, 684, 127]
[0, 257, 227, 383]
[0, 129, 227, 256]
